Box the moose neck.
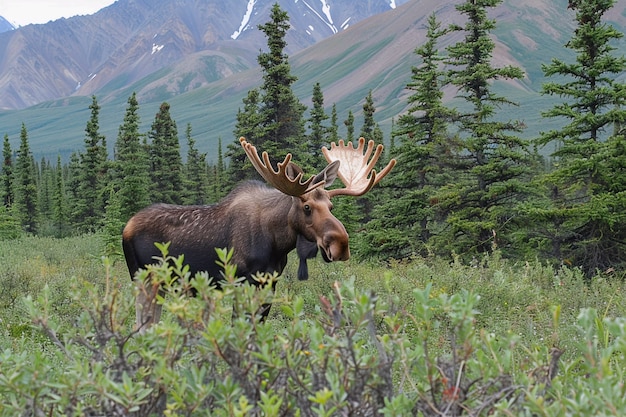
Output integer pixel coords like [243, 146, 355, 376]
[228, 182, 300, 275]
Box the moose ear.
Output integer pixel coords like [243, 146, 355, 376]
[285, 162, 304, 180]
[312, 160, 340, 188]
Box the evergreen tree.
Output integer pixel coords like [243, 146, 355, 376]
[228, 88, 265, 184]
[529, 0, 626, 276]
[307, 82, 329, 166]
[102, 189, 125, 258]
[432, 0, 531, 258]
[359, 13, 455, 259]
[38, 157, 53, 225]
[75, 96, 109, 231]
[211, 137, 226, 202]
[344, 110, 355, 142]
[360, 90, 376, 139]
[2, 134, 14, 207]
[329, 104, 339, 143]
[65, 152, 82, 227]
[256, 3, 307, 162]
[228, 3, 307, 184]
[183, 123, 210, 205]
[148, 102, 184, 204]
[114, 93, 150, 222]
[53, 155, 70, 237]
[14, 123, 38, 233]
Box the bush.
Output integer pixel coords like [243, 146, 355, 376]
[1, 246, 626, 416]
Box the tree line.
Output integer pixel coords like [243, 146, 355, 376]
[1, 0, 626, 278]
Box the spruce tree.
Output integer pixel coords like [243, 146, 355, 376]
[148, 102, 183, 204]
[102, 189, 125, 258]
[329, 104, 339, 143]
[2, 134, 14, 207]
[212, 137, 226, 202]
[307, 82, 329, 166]
[38, 158, 53, 226]
[75, 96, 108, 231]
[433, 0, 531, 258]
[256, 3, 307, 162]
[529, 0, 626, 276]
[228, 3, 307, 183]
[229, 88, 265, 184]
[360, 90, 376, 140]
[183, 123, 210, 205]
[14, 123, 38, 233]
[114, 93, 150, 222]
[53, 155, 69, 237]
[359, 13, 455, 259]
[344, 110, 355, 142]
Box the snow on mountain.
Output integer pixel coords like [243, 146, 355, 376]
[231, 0, 257, 40]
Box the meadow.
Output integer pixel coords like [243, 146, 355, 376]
[1, 234, 625, 415]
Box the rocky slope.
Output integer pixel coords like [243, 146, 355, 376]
[0, 0, 410, 110]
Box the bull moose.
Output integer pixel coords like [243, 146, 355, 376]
[122, 136, 395, 330]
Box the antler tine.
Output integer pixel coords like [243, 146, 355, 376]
[322, 137, 396, 197]
[240, 137, 323, 196]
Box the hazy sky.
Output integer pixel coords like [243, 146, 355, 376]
[2, 0, 116, 26]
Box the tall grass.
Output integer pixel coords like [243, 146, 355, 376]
[2, 234, 624, 358]
[1, 234, 625, 415]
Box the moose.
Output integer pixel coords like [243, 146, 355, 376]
[122, 136, 395, 330]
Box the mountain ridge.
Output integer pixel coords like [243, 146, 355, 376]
[0, 0, 409, 110]
[1, 0, 626, 162]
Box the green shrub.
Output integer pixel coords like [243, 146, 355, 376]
[1, 243, 626, 415]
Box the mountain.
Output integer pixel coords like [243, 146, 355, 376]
[0, 16, 15, 33]
[0, 0, 410, 110]
[1, 0, 626, 163]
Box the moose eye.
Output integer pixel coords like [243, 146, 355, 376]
[303, 204, 311, 214]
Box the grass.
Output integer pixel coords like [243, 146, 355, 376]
[1, 234, 625, 414]
[276, 250, 626, 364]
[1, 233, 624, 360]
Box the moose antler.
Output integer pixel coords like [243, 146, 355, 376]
[240, 137, 325, 196]
[322, 137, 396, 197]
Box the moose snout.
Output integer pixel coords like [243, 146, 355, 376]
[322, 229, 350, 262]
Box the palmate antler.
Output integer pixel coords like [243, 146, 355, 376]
[323, 137, 396, 197]
[240, 137, 325, 196]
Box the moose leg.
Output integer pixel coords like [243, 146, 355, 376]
[296, 234, 318, 281]
[135, 278, 164, 332]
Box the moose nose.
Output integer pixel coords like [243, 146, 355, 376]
[324, 231, 350, 262]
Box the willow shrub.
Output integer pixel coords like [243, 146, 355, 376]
[1, 246, 626, 416]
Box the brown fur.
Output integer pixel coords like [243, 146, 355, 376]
[123, 180, 349, 330]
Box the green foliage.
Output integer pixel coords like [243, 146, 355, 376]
[306, 82, 329, 168]
[1, 236, 626, 415]
[529, 0, 626, 278]
[113, 92, 151, 222]
[1, 133, 14, 207]
[361, 13, 454, 260]
[256, 3, 307, 163]
[434, 0, 533, 259]
[73, 95, 109, 233]
[360, 89, 377, 139]
[102, 189, 125, 259]
[183, 123, 211, 204]
[148, 102, 184, 205]
[14, 123, 39, 233]
[229, 88, 265, 185]
[0, 205, 21, 240]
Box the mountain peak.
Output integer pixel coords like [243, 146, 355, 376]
[0, 16, 16, 33]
